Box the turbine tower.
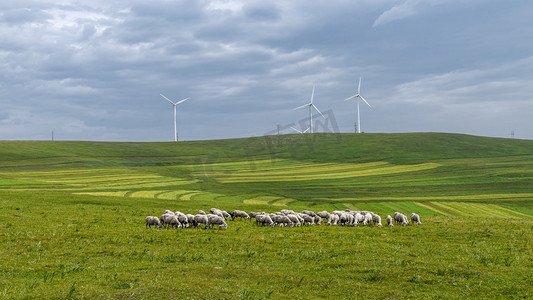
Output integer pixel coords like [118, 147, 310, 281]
[344, 77, 372, 133]
[160, 94, 190, 142]
[293, 85, 324, 133]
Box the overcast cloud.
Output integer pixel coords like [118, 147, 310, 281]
[1, 0, 532, 141]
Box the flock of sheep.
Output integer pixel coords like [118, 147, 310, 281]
[145, 208, 422, 229]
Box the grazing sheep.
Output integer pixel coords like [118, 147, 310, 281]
[314, 215, 322, 225]
[281, 209, 295, 215]
[248, 212, 260, 220]
[221, 210, 232, 220]
[286, 214, 302, 227]
[160, 213, 175, 228]
[331, 210, 345, 217]
[174, 211, 189, 228]
[411, 213, 421, 225]
[339, 213, 353, 226]
[354, 213, 364, 226]
[302, 210, 317, 218]
[198, 210, 206, 215]
[298, 213, 315, 225]
[194, 214, 208, 229]
[327, 214, 340, 225]
[271, 214, 293, 227]
[362, 213, 373, 226]
[206, 214, 227, 229]
[210, 208, 225, 218]
[386, 215, 393, 227]
[232, 210, 250, 220]
[255, 214, 274, 227]
[145, 216, 162, 229]
[317, 211, 330, 220]
[167, 215, 182, 229]
[400, 214, 409, 226]
[186, 214, 197, 228]
[372, 214, 382, 227]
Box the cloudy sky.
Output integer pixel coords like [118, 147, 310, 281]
[1, 0, 532, 141]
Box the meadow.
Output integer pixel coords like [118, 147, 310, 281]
[0, 133, 532, 298]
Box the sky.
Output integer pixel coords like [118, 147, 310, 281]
[1, 0, 533, 142]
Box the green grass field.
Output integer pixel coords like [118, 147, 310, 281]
[1, 133, 532, 298]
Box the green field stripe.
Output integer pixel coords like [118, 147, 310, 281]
[180, 192, 204, 200]
[271, 198, 295, 207]
[157, 190, 200, 200]
[218, 163, 441, 183]
[482, 203, 532, 218]
[413, 202, 451, 216]
[221, 162, 389, 177]
[430, 202, 467, 216]
[74, 191, 129, 197]
[341, 203, 360, 211]
[242, 196, 280, 205]
[443, 202, 499, 217]
[128, 190, 162, 198]
[459, 202, 515, 218]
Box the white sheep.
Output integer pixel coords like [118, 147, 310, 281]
[362, 213, 373, 226]
[316, 211, 330, 221]
[386, 215, 393, 227]
[206, 214, 227, 229]
[354, 213, 364, 226]
[298, 213, 315, 225]
[339, 213, 352, 226]
[194, 214, 208, 229]
[271, 214, 293, 227]
[286, 214, 302, 227]
[232, 210, 250, 220]
[327, 214, 340, 225]
[302, 210, 317, 218]
[410, 213, 421, 225]
[186, 214, 197, 228]
[372, 214, 382, 227]
[255, 214, 274, 227]
[145, 216, 162, 229]
[167, 215, 181, 229]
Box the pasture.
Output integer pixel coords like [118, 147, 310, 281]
[1, 133, 532, 298]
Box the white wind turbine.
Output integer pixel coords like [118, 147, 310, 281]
[160, 93, 190, 142]
[344, 77, 372, 133]
[293, 85, 324, 133]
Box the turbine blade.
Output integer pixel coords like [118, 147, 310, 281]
[360, 95, 372, 108]
[344, 95, 358, 101]
[293, 103, 311, 110]
[312, 104, 325, 118]
[176, 97, 190, 105]
[358, 77, 362, 94]
[303, 127, 310, 133]
[311, 85, 315, 104]
[160, 94, 176, 105]
[290, 126, 302, 133]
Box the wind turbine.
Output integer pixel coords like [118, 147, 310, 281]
[293, 85, 324, 133]
[344, 77, 372, 133]
[160, 93, 190, 142]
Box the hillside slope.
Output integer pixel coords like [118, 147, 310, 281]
[1, 133, 533, 168]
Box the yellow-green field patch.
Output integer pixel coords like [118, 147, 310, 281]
[243, 196, 282, 205]
[217, 163, 441, 183]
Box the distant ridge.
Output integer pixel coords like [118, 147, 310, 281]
[1, 133, 533, 167]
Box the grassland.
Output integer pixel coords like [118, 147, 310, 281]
[1, 133, 532, 298]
